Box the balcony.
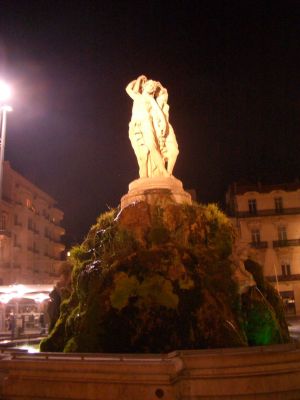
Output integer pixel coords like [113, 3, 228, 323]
[233, 207, 300, 218]
[273, 239, 300, 248]
[267, 274, 300, 282]
[249, 241, 268, 249]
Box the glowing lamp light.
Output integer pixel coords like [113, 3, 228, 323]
[0, 80, 12, 103]
[14, 284, 27, 298]
[0, 293, 14, 304]
[18, 345, 39, 353]
[33, 293, 49, 303]
[0, 284, 52, 304]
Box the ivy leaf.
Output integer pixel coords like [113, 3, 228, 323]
[138, 275, 179, 309]
[110, 272, 139, 310]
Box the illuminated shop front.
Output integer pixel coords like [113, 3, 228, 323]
[0, 284, 53, 333]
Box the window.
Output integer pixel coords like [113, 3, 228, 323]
[275, 197, 283, 213]
[14, 214, 21, 226]
[251, 229, 261, 243]
[280, 290, 296, 315]
[33, 242, 38, 253]
[28, 217, 33, 230]
[13, 234, 21, 248]
[0, 213, 7, 230]
[278, 226, 287, 241]
[281, 263, 291, 277]
[248, 199, 257, 214]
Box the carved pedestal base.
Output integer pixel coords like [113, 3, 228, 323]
[121, 176, 192, 209]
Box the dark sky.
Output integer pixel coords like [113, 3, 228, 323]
[0, 1, 300, 245]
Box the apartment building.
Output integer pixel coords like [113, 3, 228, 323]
[0, 161, 65, 284]
[226, 181, 300, 315]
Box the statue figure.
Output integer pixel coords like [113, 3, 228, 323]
[155, 84, 179, 175]
[126, 75, 179, 178]
[230, 239, 256, 294]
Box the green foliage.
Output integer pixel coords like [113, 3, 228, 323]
[137, 275, 179, 309]
[97, 208, 118, 228]
[242, 287, 283, 345]
[264, 282, 290, 342]
[110, 272, 139, 310]
[243, 259, 290, 343]
[110, 271, 179, 310]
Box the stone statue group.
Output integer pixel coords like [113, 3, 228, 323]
[126, 75, 179, 179]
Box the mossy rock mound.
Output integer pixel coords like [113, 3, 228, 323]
[242, 259, 290, 345]
[41, 201, 289, 353]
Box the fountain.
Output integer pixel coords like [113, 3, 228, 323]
[40, 75, 289, 353]
[2, 76, 299, 400]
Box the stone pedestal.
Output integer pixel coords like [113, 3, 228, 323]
[121, 176, 192, 209]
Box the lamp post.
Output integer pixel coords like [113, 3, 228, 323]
[0, 80, 12, 201]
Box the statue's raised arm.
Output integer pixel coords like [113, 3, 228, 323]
[125, 75, 147, 100]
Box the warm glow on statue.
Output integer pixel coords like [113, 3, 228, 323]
[126, 75, 179, 178]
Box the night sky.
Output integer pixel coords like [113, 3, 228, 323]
[0, 1, 300, 246]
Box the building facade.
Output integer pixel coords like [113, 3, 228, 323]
[226, 181, 300, 315]
[0, 162, 65, 285]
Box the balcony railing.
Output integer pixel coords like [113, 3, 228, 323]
[232, 207, 300, 218]
[249, 241, 268, 249]
[273, 239, 300, 248]
[267, 274, 300, 282]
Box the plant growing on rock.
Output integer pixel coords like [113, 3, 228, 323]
[41, 200, 289, 353]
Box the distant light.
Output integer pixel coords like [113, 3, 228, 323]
[0, 284, 52, 304]
[0, 80, 12, 103]
[34, 293, 49, 303]
[67, 251, 71, 257]
[14, 284, 27, 298]
[18, 345, 39, 353]
[0, 293, 14, 304]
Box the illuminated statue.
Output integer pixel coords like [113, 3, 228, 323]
[126, 75, 178, 178]
[155, 83, 179, 175]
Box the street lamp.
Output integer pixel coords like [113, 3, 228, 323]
[0, 80, 12, 201]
